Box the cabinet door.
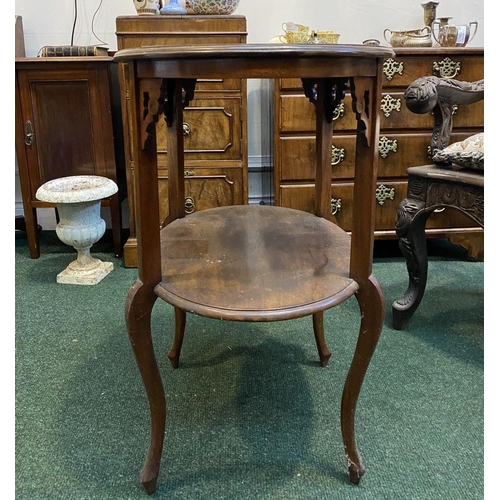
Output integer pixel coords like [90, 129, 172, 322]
[17, 67, 116, 199]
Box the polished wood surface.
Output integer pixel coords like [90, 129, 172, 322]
[155, 205, 356, 321]
[15, 57, 126, 258]
[116, 43, 393, 494]
[274, 47, 484, 252]
[116, 15, 248, 267]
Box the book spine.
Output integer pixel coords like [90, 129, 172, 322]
[40, 46, 107, 57]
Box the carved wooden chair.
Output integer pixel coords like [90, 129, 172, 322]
[392, 76, 484, 330]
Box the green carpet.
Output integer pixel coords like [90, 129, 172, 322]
[15, 231, 484, 499]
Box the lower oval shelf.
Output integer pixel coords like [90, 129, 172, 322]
[155, 205, 358, 321]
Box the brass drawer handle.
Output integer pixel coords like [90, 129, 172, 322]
[331, 145, 346, 166]
[332, 103, 345, 121]
[185, 196, 195, 214]
[183, 122, 191, 136]
[184, 170, 195, 176]
[24, 121, 34, 146]
[331, 197, 342, 215]
[383, 58, 404, 81]
[375, 184, 395, 206]
[381, 94, 401, 117]
[378, 136, 398, 158]
[433, 57, 461, 79]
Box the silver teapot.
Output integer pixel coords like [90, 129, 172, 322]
[432, 18, 478, 47]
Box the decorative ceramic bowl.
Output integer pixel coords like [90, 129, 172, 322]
[189, 0, 240, 15]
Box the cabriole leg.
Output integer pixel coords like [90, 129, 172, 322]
[312, 311, 332, 367]
[167, 307, 186, 369]
[125, 280, 165, 494]
[341, 275, 384, 484]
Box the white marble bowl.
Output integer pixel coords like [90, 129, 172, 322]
[189, 0, 240, 15]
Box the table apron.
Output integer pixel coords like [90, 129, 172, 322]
[135, 57, 379, 80]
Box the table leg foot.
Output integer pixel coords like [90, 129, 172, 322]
[167, 307, 186, 369]
[313, 311, 332, 367]
[341, 275, 385, 484]
[348, 461, 363, 484]
[140, 463, 160, 495]
[125, 279, 165, 494]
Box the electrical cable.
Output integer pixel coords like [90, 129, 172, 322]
[70, 0, 107, 47]
[70, 0, 77, 46]
[92, 0, 107, 46]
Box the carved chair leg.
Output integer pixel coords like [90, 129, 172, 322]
[341, 275, 384, 484]
[167, 307, 186, 369]
[312, 311, 331, 367]
[125, 280, 165, 495]
[392, 197, 433, 330]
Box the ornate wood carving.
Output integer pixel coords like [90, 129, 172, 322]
[140, 78, 165, 153]
[350, 77, 372, 147]
[164, 78, 197, 127]
[301, 78, 348, 123]
[404, 76, 484, 158]
[140, 78, 198, 152]
[427, 181, 484, 226]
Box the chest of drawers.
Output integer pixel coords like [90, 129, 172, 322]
[116, 15, 248, 267]
[273, 47, 484, 255]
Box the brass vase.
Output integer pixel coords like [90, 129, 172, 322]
[422, 2, 439, 27]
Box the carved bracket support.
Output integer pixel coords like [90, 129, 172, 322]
[350, 77, 372, 147]
[163, 78, 197, 127]
[140, 78, 197, 151]
[301, 77, 348, 123]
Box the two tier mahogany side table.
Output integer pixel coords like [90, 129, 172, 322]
[113, 43, 395, 494]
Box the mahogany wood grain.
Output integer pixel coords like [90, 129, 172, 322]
[116, 43, 393, 494]
[155, 205, 356, 321]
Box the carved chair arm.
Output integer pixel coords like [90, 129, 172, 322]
[404, 76, 484, 153]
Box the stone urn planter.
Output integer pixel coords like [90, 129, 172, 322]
[36, 175, 118, 285]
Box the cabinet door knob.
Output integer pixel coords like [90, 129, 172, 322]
[183, 122, 191, 136]
[24, 121, 34, 146]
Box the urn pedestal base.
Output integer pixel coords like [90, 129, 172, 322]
[57, 258, 114, 285]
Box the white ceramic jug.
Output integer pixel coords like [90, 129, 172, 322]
[133, 0, 160, 15]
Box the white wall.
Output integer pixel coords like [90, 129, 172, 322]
[15, 0, 484, 55]
[14, 0, 485, 224]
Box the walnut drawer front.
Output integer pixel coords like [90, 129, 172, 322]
[157, 167, 245, 223]
[279, 182, 481, 232]
[380, 92, 484, 129]
[278, 90, 483, 133]
[277, 132, 475, 182]
[278, 94, 356, 132]
[155, 97, 242, 165]
[383, 51, 484, 87]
